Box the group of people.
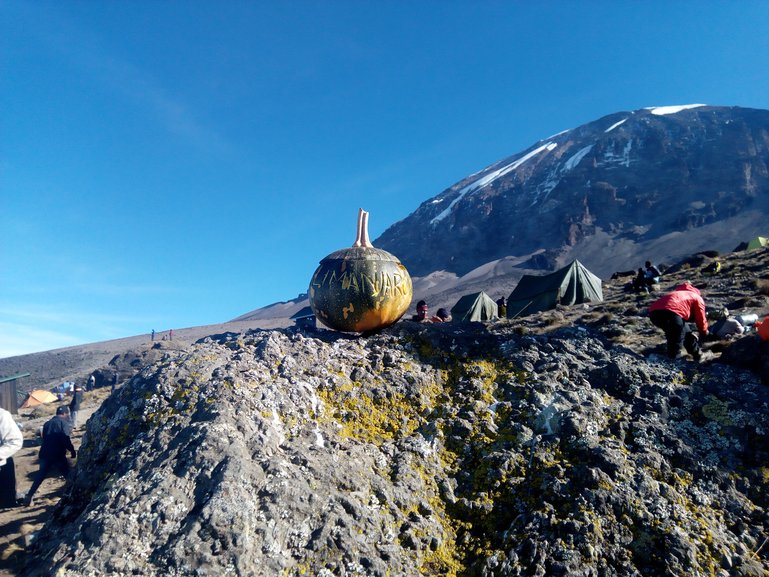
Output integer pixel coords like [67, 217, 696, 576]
[410, 296, 510, 323]
[151, 329, 174, 341]
[0, 387, 84, 509]
[407, 261, 713, 364]
[628, 261, 662, 293]
[410, 300, 452, 323]
[623, 258, 715, 362]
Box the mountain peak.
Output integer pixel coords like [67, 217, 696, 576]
[376, 105, 769, 278]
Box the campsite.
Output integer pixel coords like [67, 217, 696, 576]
[4, 4, 769, 574]
[1, 244, 769, 575]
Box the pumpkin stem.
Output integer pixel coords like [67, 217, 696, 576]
[353, 208, 373, 248]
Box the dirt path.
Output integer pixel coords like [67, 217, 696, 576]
[0, 387, 112, 576]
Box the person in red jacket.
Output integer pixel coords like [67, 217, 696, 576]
[648, 282, 709, 360]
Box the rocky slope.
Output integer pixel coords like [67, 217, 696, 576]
[11, 248, 769, 577]
[376, 105, 769, 278]
[0, 320, 283, 395]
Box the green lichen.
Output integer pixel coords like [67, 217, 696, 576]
[316, 377, 440, 445]
[701, 395, 732, 425]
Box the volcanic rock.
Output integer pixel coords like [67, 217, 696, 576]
[18, 318, 769, 576]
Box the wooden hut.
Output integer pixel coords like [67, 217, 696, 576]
[0, 373, 29, 414]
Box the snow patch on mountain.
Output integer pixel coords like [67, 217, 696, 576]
[431, 142, 557, 224]
[531, 144, 595, 206]
[601, 140, 633, 168]
[605, 118, 627, 132]
[546, 128, 571, 140]
[646, 104, 707, 115]
[563, 145, 594, 171]
[535, 173, 561, 205]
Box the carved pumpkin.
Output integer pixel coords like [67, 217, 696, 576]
[309, 209, 413, 332]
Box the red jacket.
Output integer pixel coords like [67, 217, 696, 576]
[649, 282, 709, 334]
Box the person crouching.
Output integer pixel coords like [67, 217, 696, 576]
[648, 282, 709, 361]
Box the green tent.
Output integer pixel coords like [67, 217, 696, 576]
[746, 236, 769, 250]
[450, 291, 499, 322]
[507, 260, 603, 318]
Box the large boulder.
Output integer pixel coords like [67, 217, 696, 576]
[19, 324, 769, 576]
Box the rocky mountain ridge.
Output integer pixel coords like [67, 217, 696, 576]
[376, 105, 769, 278]
[233, 105, 769, 329]
[10, 247, 769, 576]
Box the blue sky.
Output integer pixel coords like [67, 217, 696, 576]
[2, 1, 768, 358]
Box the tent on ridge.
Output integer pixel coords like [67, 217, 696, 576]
[746, 236, 769, 251]
[290, 306, 317, 330]
[20, 389, 59, 409]
[450, 291, 499, 322]
[507, 259, 603, 318]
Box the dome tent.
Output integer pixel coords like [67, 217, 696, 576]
[20, 389, 58, 409]
[450, 291, 499, 322]
[507, 260, 603, 318]
[746, 236, 769, 251]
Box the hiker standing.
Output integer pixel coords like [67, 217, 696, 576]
[648, 282, 709, 360]
[496, 297, 507, 318]
[0, 408, 23, 508]
[69, 385, 84, 429]
[24, 406, 76, 506]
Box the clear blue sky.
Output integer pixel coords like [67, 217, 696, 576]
[2, 1, 768, 358]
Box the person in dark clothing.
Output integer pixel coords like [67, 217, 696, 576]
[631, 268, 646, 292]
[644, 261, 662, 287]
[24, 406, 76, 506]
[69, 386, 84, 428]
[496, 297, 507, 318]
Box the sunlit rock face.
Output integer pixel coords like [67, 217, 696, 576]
[376, 105, 769, 277]
[20, 318, 769, 577]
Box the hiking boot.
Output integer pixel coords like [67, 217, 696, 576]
[697, 350, 715, 363]
[692, 350, 701, 362]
